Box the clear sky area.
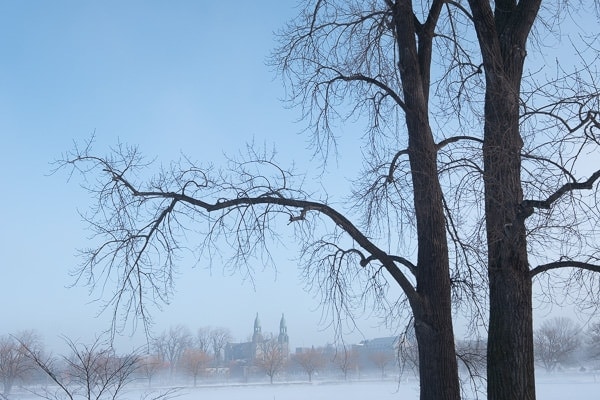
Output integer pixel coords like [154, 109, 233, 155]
[0, 1, 392, 352]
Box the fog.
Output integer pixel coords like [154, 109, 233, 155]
[8, 377, 600, 400]
[170, 377, 599, 400]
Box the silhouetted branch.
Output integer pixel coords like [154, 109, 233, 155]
[530, 260, 600, 278]
[521, 169, 600, 215]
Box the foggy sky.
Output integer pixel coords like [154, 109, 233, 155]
[0, 1, 392, 352]
[0, 1, 588, 354]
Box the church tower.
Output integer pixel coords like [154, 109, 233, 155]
[278, 313, 289, 356]
[252, 312, 263, 343]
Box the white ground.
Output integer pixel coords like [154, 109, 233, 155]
[12, 373, 599, 400]
[161, 374, 599, 400]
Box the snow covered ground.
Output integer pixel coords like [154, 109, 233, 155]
[157, 375, 599, 400]
[11, 373, 599, 400]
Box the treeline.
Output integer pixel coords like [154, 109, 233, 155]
[0, 324, 416, 397]
[0, 324, 235, 397]
[2, 317, 598, 399]
[534, 317, 600, 372]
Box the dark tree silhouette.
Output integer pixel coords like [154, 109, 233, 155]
[21, 336, 140, 400]
[58, 2, 600, 400]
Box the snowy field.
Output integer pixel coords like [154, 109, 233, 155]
[152, 375, 599, 400]
[11, 374, 599, 400]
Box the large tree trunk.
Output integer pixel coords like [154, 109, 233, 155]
[413, 286, 460, 400]
[467, 3, 541, 399]
[391, 2, 461, 399]
[406, 92, 460, 400]
[483, 53, 536, 400]
[409, 128, 461, 400]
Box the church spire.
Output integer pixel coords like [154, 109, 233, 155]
[252, 312, 262, 342]
[278, 313, 289, 345]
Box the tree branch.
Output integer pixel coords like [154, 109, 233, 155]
[530, 260, 600, 278]
[436, 135, 484, 150]
[520, 169, 600, 213]
[332, 71, 406, 111]
[77, 155, 421, 312]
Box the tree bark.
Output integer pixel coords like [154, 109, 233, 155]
[467, 2, 541, 398]
[482, 38, 536, 400]
[391, 2, 461, 399]
[408, 119, 460, 400]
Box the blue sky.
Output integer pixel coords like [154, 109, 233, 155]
[2, 1, 593, 354]
[0, 1, 389, 351]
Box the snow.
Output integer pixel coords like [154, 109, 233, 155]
[165, 381, 416, 400]
[12, 373, 599, 400]
[144, 376, 599, 400]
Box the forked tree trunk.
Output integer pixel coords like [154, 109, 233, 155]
[392, 2, 461, 398]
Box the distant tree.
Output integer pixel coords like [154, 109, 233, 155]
[210, 328, 231, 366]
[21, 336, 140, 400]
[534, 317, 581, 372]
[333, 347, 359, 380]
[294, 347, 325, 382]
[180, 348, 210, 387]
[587, 321, 600, 360]
[138, 354, 164, 387]
[255, 337, 286, 384]
[369, 351, 394, 380]
[0, 331, 40, 396]
[195, 328, 212, 356]
[153, 325, 192, 377]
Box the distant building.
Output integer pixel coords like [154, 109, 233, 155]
[225, 313, 290, 364]
[353, 336, 400, 372]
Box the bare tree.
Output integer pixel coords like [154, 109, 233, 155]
[277, 2, 600, 399]
[369, 351, 394, 380]
[137, 354, 164, 387]
[0, 331, 40, 396]
[293, 347, 325, 382]
[58, 2, 600, 400]
[333, 347, 359, 380]
[194, 328, 212, 356]
[254, 337, 286, 384]
[179, 348, 210, 386]
[587, 321, 600, 361]
[21, 336, 140, 400]
[534, 317, 581, 372]
[152, 325, 191, 378]
[210, 328, 231, 366]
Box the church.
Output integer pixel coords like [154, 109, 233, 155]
[224, 313, 289, 363]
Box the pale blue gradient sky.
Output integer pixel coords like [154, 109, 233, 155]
[1, 1, 593, 354]
[0, 1, 391, 351]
